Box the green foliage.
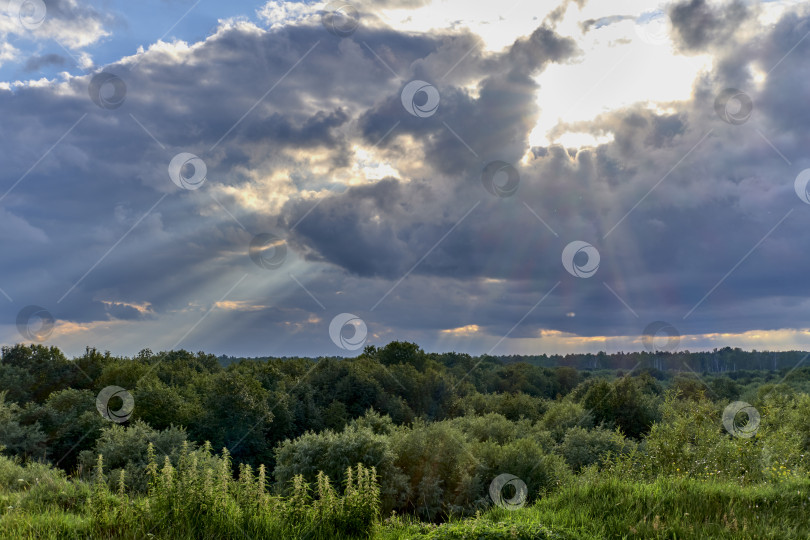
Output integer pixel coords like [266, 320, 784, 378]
[77, 420, 190, 493]
[539, 400, 593, 442]
[0, 345, 74, 402]
[274, 411, 404, 513]
[426, 516, 573, 539]
[0, 363, 35, 403]
[449, 413, 529, 445]
[581, 375, 662, 438]
[20, 388, 106, 470]
[531, 473, 810, 539]
[671, 374, 708, 401]
[453, 392, 548, 422]
[192, 370, 275, 466]
[0, 392, 46, 457]
[130, 377, 200, 430]
[391, 419, 482, 520]
[608, 393, 806, 484]
[377, 341, 428, 371]
[3, 341, 810, 538]
[558, 426, 634, 472]
[473, 437, 572, 504]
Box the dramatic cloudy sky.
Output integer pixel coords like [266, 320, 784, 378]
[1, 0, 809, 358]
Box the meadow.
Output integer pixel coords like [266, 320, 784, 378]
[1, 342, 808, 538]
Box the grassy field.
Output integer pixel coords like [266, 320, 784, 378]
[2, 450, 808, 539]
[372, 475, 810, 539]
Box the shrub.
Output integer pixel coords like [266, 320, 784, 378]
[539, 400, 593, 442]
[558, 426, 634, 472]
[473, 437, 572, 503]
[0, 393, 46, 458]
[452, 392, 548, 422]
[582, 376, 661, 439]
[609, 393, 806, 484]
[274, 415, 405, 514]
[449, 413, 522, 444]
[391, 420, 483, 520]
[77, 420, 190, 493]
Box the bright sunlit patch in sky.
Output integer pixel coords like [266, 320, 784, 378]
[496, 328, 810, 356]
[374, 0, 556, 52]
[441, 324, 480, 335]
[551, 131, 615, 149]
[530, 16, 712, 147]
[372, 0, 714, 149]
[351, 147, 401, 183]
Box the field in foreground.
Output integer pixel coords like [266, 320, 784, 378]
[2, 451, 809, 539]
[2, 343, 810, 538]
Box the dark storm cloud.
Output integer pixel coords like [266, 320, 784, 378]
[23, 54, 66, 72]
[287, 178, 420, 277]
[282, 5, 810, 343]
[756, 11, 810, 134]
[668, 0, 752, 52]
[290, 24, 578, 280]
[2, 2, 810, 355]
[358, 25, 577, 176]
[0, 15, 517, 340]
[580, 15, 634, 34]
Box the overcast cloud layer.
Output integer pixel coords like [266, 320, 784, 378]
[1, 0, 810, 357]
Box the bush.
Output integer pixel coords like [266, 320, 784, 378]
[582, 376, 661, 439]
[474, 437, 572, 503]
[0, 453, 66, 493]
[558, 426, 634, 472]
[77, 420, 190, 493]
[274, 413, 404, 514]
[609, 393, 806, 484]
[0, 393, 46, 458]
[539, 400, 593, 442]
[449, 413, 523, 444]
[390, 420, 480, 520]
[452, 394, 548, 423]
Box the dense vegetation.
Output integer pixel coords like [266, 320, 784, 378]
[1, 342, 809, 538]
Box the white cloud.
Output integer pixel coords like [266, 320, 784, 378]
[1, 0, 110, 48]
[0, 41, 19, 66]
[257, 0, 318, 29]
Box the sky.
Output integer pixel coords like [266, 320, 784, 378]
[1, 0, 810, 358]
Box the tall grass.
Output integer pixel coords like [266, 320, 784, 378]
[376, 474, 810, 539]
[3, 449, 810, 539]
[528, 473, 810, 539]
[0, 444, 381, 539]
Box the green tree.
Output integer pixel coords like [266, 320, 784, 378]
[378, 341, 427, 371]
[21, 389, 106, 470]
[0, 392, 46, 458]
[192, 371, 274, 467]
